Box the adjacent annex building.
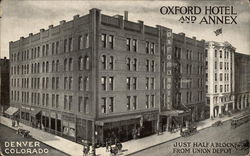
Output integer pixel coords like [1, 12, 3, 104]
[9, 8, 206, 145]
[234, 52, 250, 110]
[205, 41, 235, 118]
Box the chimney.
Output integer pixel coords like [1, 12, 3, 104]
[60, 20, 66, 25]
[73, 15, 79, 20]
[49, 25, 53, 29]
[40, 29, 45, 32]
[124, 11, 128, 21]
[29, 33, 33, 36]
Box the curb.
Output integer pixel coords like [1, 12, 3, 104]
[126, 117, 234, 156]
[0, 121, 71, 156]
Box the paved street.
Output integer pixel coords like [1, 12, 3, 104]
[0, 124, 69, 156]
[130, 120, 250, 156]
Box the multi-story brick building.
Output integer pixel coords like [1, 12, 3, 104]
[205, 41, 235, 118]
[9, 8, 205, 146]
[234, 52, 250, 110]
[0, 57, 10, 114]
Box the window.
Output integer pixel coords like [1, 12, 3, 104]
[46, 94, 49, 106]
[109, 77, 114, 90]
[69, 96, 72, 111]
[101, 77, 106, 90]
[126, 58, 131, 71]
[56, 60, 59, 72]
[85, 56, 89, 70]
[69, 37, 73, 52]
[79, 77, 83, 91]
[151, 95, 155, 107]
[46, 44, 49, 56]
[56, 95, 59, 108]
[220, 73, 223, 81]
[84, 97, 88, 113]
[64, 39, 67, 53]
[220, 85, 223, 93]
[101, 34, 106, 48]
[109, 56, 114, 70]
[56, 41, 59, 54]
[52, 77, 55, 90]
[64, 77, 68, 89]
[101, 55, 106, 70]
[126, 38, 131, 51]
[85, 33, 89, 48]
[52, 61, 55, 72]
[63, 95, 68, 110]
[146, 77, 149, 90]
[133, 58, 137, 71]
[79, 57, 84, 71]
[126, 77, 131, 90]
[79, 35, 84, 50]
[52, 43, 55, 55]
[151, 60, 155, 72]
[220, 50, 222, 58]
[146, 41, 149, 54]
[215, 61, 217, 70]
[108, 35, 114, 49]
[127, 96, 131, 110]
[46, 77, 49, 89]
[215, 85, 217, 93]
[146, 60, 149, 72]
[150, 43, 155, 54]
[133, 96, 137, 110]
[109, 97, 114, 112]
[132, 39, 137, 52]
[101, 97, 106, 113]
[78, 96, 82, 112]
[69, 58, 73, 71]
[69, 77, 72, 90]
[220, 62, 223, 70]
[214, 50, 217, 57]
[132, 77, 137, 90]
[151, 78, 155, 89]
[52, 94, 55, 107]
[146, 95, 149, 108]
[84, 77, 89, 91]
[46, 61, 49, 73]
[215, 73, 217, 81]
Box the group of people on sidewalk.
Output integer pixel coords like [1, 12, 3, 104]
[105, 138, 123, 156]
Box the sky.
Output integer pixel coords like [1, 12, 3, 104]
[0, 0, 249, 58]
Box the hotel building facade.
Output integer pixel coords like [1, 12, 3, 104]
[9, 8, 206, 145]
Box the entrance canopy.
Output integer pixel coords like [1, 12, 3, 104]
[96, 115, 141, 126]
[5, 107, 19, 116]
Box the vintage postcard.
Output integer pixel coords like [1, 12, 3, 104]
[0, 0, 249, 156]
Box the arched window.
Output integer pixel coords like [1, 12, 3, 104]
[46, 61, 49, 73]
[27, 64, 29, 74]
[79, 57, 83, 71]
[85, 56, 89, 70]
[42, 62, 45, 73]
[31, 64, 34, 74]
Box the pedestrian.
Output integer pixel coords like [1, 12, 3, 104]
[16, 118, 20, 127]
[106, 139, 109, 152]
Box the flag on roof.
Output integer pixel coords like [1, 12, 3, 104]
[214, 28, 222, 36]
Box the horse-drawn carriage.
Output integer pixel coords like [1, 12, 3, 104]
[180, 124, 197, 137]
[16, 128, 32, 138]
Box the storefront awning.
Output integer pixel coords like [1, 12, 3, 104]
[95, 115, 142, 126]
[160, 110, 189, 117]
[30, 109, 41, 116]
[5, 107, 19, 116]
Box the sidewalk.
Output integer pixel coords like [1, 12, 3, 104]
[0, 109, 248, 156]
